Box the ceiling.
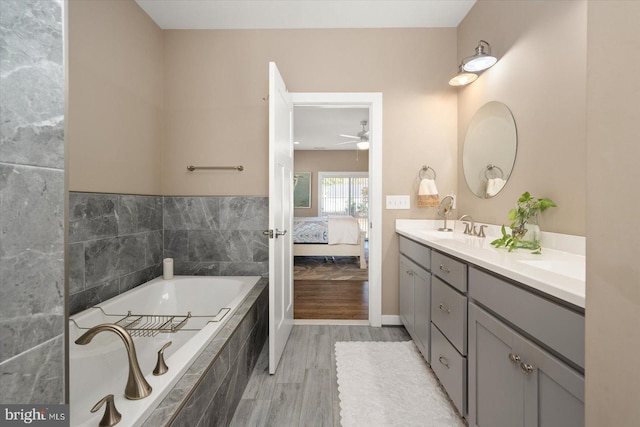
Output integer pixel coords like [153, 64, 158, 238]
[135, 1, 476, 30]
[134, 0, 476, 150]
[294, 107, 369, 151]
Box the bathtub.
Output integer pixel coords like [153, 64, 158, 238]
[69, 275, 260, 427]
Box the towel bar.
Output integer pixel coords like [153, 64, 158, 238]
[187, 165, 244, 172]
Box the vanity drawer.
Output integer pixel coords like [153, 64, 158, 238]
[431, 277, 467, 355]
[399, 236, 431, 270]
[469, 267, 585, 369]
[431, 323, 466, 416]
[431, 251, 467, 292]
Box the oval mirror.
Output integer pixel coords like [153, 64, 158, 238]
[463, 101, 517, 198]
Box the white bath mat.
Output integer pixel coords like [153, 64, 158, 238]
[335, 341, 465, 427]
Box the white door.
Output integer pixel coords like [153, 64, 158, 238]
[268, 62, 294, 374]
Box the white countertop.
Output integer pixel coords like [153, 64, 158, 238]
[395, 220, 586, 309]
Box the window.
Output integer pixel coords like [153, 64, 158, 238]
[318, 172, 369, 238]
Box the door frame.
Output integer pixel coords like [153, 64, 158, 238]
[290, 92, 383, 327]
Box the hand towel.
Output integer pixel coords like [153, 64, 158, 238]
[485, 178, 506, 197]
[418, 178, 440, 207]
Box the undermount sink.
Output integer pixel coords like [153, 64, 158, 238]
[517, 259, 585, 281]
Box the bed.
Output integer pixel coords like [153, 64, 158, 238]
[293, 216, 367, 269]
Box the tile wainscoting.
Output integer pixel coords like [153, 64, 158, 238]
[68, 194, 269, 315]
[68, 193, 164, 314]
[164, 196, 268, 277]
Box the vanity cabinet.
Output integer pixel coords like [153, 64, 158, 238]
[429, 251, 468, 415]
[399, 237, 431, 362]
[468, 267, 585, 427]
[397, 224, 585, 426]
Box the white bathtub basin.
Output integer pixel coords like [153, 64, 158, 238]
[69, 276, 259, 427]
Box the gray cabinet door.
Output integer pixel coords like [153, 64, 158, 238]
[469, 303, 524, 427]
[413, 265, 431, 362]
[399, 255, 415, 335]
[470, 303, 585, 427]
[521, 337, 585, 427]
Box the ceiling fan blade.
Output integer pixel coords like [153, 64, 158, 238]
[339, 134, 360, 139]
[335, 141, 356, 146]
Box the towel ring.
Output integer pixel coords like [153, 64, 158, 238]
[419, 165, 437, 180]
[484, 164, 504, 180]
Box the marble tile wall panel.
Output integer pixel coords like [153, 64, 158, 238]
[0, 165, 65, 361]
[164, 197, 269, 277]
[0, 0, 65, 404]
[68, 192, 163, 315]
[0, 0, 64, 170]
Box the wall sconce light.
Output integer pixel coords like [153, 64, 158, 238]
[449, 63, 478, 86]
[462, 40, 497, 72]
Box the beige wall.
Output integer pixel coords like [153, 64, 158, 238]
[456, 0, 587, 236]
[294, 150, 368, 217]
[162, 28, 459, 314]
[68, 0, 163, 195]
[586, 2, 640, 425]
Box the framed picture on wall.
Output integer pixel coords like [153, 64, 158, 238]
[294, 172, 311, 208]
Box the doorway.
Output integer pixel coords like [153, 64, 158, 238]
[290, 92, 382, 326]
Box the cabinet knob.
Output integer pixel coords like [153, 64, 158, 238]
[438, 302, 451, 314]
[439, 264, 450, 274]
[438, 355, 450, 369]
[508, 353, 521, 364]
[520, 362, 534, 374]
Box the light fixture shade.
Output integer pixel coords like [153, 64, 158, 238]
[462, 40, 497, 72]
[356, 141, 370, 150]
[449, 64, 478, 86]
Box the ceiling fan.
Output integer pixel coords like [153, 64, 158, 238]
[336, 120, 370, 149]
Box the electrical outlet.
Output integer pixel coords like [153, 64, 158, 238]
[386, 195, 410, 209]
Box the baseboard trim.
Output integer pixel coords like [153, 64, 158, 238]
[381, 315, 402, 325]
[292, 316, 402, 326]
[294, 319, 370, 326]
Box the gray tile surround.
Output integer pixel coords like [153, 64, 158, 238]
[164, 196, 269, 277]
[0, 0, 65, 404]
[68, 193, 164, 315]
[68, 195, 269, 315]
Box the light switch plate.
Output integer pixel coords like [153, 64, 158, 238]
[386, 195, 410, 209]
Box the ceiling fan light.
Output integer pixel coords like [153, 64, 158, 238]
[357, 141, 370, 150]
[462, 40, 497, 72]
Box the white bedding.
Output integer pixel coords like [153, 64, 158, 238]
[328, 216, 360, 245]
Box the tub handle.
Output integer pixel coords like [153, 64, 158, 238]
[90, 394, 122, 427]
[153, 341, 172, 376]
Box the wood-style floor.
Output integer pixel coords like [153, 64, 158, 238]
[294, 280, 369, 320]
[229, 325, 411, 427]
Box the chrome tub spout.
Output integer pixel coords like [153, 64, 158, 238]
[75, 323, 152, 400]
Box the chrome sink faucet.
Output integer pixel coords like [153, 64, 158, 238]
[75, 323, 152, 400]
[458, 215, 488, 237]
[458, 215, 475, 235]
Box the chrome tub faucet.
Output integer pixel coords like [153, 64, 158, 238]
[75, 323, 152, 400]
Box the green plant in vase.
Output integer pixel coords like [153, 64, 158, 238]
[491, 191, 557, 254]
